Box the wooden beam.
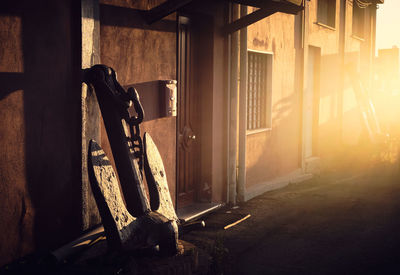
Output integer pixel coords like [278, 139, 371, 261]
[223, 7, 278, 34]
[143, 0, 194, 24]
[227, 0, 303, 14]
[284, 0, 303, 6]
[222, 0, 304, 34]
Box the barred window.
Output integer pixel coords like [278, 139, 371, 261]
[247, 51, 272, 131]
[317, 0, 336, 28]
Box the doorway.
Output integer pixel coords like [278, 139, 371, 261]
[176, 16, 198, 209]
[176, 14, 220, 221]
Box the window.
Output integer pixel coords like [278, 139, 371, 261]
[317, 0, 336, 28]
[247, 51, 272, 131]
[352, 1, 365, 38]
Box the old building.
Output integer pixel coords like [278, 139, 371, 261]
[240, 0, 383, 201]
[0, 0, 382, 265]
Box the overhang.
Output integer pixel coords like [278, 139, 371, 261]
[223, 0, 304, 34]
[352, 0, 384, 10]
[364, 0, 384, 3]
[354, 0, 384, 6]
[144, 0, 304, 27]
[227, 0, 303, 9]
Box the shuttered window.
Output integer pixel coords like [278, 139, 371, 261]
[317, 0, 336, 28]
[352, 2, 365, 38]
[247, 51, 271, 131]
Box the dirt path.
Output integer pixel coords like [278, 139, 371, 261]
[182, 166, 400, 274]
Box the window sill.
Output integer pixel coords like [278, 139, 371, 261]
[246, 127, 271, 135]
[351, 34, 365, 42]
[314, 22, 336, 31]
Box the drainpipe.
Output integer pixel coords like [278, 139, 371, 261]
[300, 0, 307, 172]
[237, 4, 247, 202]
[370, 3, 378, 86]
[338, 0, 346, 144]
[300, 0, 311, 172]
[227, 3, 240, 205]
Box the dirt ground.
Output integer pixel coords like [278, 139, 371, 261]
[181, 164, 400, 275]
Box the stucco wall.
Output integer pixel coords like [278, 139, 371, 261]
[307, 0, 374, 164]
[99, 0, 229, 206]
[246, 12, 302, 187]
[0, 1, 82, 265]
[342, 2, 374, 148]
[307, 0, 343, 162]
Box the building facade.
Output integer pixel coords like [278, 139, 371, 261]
[0, 0, 382, 265]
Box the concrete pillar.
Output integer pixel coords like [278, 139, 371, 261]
[237, 5, 247, 202]
[228, 3, 239, 205]
[81, 0, 101, 230]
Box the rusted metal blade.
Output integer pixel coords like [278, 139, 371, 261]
[89, 139, 178, 255]
[84, 65, 150, 217]
[143, 133, 179, 223]
[88, 139, 137, 250]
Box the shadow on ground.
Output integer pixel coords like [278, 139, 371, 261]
[181, 164, 400, 275]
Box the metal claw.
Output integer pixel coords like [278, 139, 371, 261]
[88, 140, 178, 255]
[84, 65, 180, 256]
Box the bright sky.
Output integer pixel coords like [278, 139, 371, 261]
[376, 0, 400, 53]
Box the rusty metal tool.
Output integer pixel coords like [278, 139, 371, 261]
[83, 65, 149, 217]
[88, 140, 177, 254]
[83, 65, 179, 256]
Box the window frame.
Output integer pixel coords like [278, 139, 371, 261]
[352, 1, 366, 40]
[246, 49, 273, 135]
[317, 0, 337, 29]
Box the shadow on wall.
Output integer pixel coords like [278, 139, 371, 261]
[245, 27, 302, 187]
[317, 52, 342, 166]
[99, 3, 176, 85]
[98, 2, 178, 208]
[246, 90, 302, 187]
[126, 81, 177, 206]
[245, 48, 378, 183]
[0, 1, 82, 265]
[317, 51, 386, 172]
[245, 16, 304, 187]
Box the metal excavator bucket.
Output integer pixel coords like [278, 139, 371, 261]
[83, 65, 179, 256]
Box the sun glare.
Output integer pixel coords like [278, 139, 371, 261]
[373, 1, 400, 140]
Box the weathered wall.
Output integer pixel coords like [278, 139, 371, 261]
[307, 0, 343, 163]
[342, 2, 375, 148]
[99, 0, 229, 206]
[210, 3, 229, 203]
[99, 0, 177, 203]
[246, 12, 301, 187]
[185, 1, 229, 204]
[0, 1, 82, 265]
[307, 0, 375, 166]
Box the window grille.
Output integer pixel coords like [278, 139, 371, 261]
[247, 51, 270, 131]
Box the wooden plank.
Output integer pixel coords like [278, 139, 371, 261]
[224, 214, 251, 230]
